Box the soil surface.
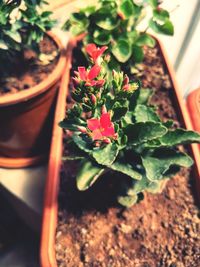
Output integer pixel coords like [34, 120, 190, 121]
[55, 46, 200, 267]
[0, 35, 59, 96]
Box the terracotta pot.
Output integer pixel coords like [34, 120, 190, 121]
[0, 32, 66, 168]
[187, 88, 200, 134]
[40, 37, 200, 267]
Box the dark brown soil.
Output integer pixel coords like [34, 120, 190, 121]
[0, 35, 59, 96]
[55, 46, 200, 267]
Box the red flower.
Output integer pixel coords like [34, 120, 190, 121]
[73, 65, 105, 87]
[87, 112, 117, 141]
[86, 43, 108, 64]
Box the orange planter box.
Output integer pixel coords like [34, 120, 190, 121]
[40, 37, 200, 267]
[187, 88, 200, 133]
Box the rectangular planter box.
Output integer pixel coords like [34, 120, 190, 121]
[40, 36, 200, 267]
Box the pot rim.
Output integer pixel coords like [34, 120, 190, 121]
[0, 31, 66, 107]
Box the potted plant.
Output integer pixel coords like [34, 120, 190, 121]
[40, 1, 200, 266]
[0, 0, 66, 167]
[63, 0, 174, 71]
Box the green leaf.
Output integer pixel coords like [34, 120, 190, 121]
[112, 100, 129, 121]
[72, 135, 92, 153]
[95, 8, 119, 30]
[147, 0, 158, 8]
[153, 9, 169, 22]
[125, 122, 167, 145]
[110, 160, 142, 180]
[134, 104, 160, 123]
[146, 179, 168, 194]
[112, 39, 132, 63]
[118, 194, 138, 207]
[132, 45, 144, 63]
[93, 29, 112, 45]
[4, 30, 21, 43]
[0, 40, 8, 50]
[118, 0, 135, 19]
[137, 88, 153, 104]
[160, 129, 200, 146]
[92, 143, 119, 166]
[130, 175, 150, 194]
[142, 149, 193, 181]
[76, 160, 105, 190]
[149, 19, 174, 36]
[121, 111, 133, 128]
[136, 33, 156, 48]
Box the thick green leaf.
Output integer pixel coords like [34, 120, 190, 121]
[112, 100, 129, 121]
[136, 33, 156, 48]
[125, 122, 167, 145]
[121, 111, 133, 128]
[93, 29, 112, 45]
[134, 104, 160, 123]
[130, 174, 150, 194]
[137, 88, 153, 104]
[118, 0, 135, 19]
[153, 9, 169, 22]
[149, 19, 174, 35]
[110, 160, 142, 180]
[92, 143, 119, 166]
[160, 129, 200, 146]
[146, 179, 168, 194]
[96, 8, 119, 30]
[142, 149, 193, 181]
[4, 30, 21, 43]
[112, 39, 132, 63]
[117, 194, 138, 207]
[147, 0, 158, 8]
[132, 45, 144, 63]
[72, 135, 92, 153]
[76, 160, 105, 190]
[0, 40, 8, 50]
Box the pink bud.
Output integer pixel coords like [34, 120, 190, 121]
[83, 97, 89, 103]
[95, 141, 100, 147]
[103, 138, 111, 144]
[112, 70, 117, 77]
[77, 126, 87, 133]
[72, 77, 79, 86]
[123, 75, 129, 86]
[101, 105, 107, 114]
[113, 133, 118, 140]
[90, 94, 96, 104]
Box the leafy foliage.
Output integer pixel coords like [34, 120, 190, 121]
[59, 44, 200, 208]
[0, 0, 55, 73]
[63, 0, 174, 70]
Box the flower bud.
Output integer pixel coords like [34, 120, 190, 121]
[103, 138, 111, 144]
[112, 70, 117, 78]
[123, 74, 129, 86]
[101, 105, 107, 114]
[90, 94, 96, 105]
[72, 77, 79, 86]
[95, 141, 101, 147]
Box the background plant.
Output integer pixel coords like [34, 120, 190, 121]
[63, 0, 174, 71]
[60, 45, 200, 207]
[0, 0, 55, 74]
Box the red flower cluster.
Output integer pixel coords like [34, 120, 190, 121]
[73, 65, 105, 87]
[86, 43, 108, 64]
[87, 111, 116, 142]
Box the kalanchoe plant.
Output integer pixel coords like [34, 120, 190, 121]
[59, 44, 200, 208]
[0, 0, 55, 74]
[63, 0, 174, 71]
